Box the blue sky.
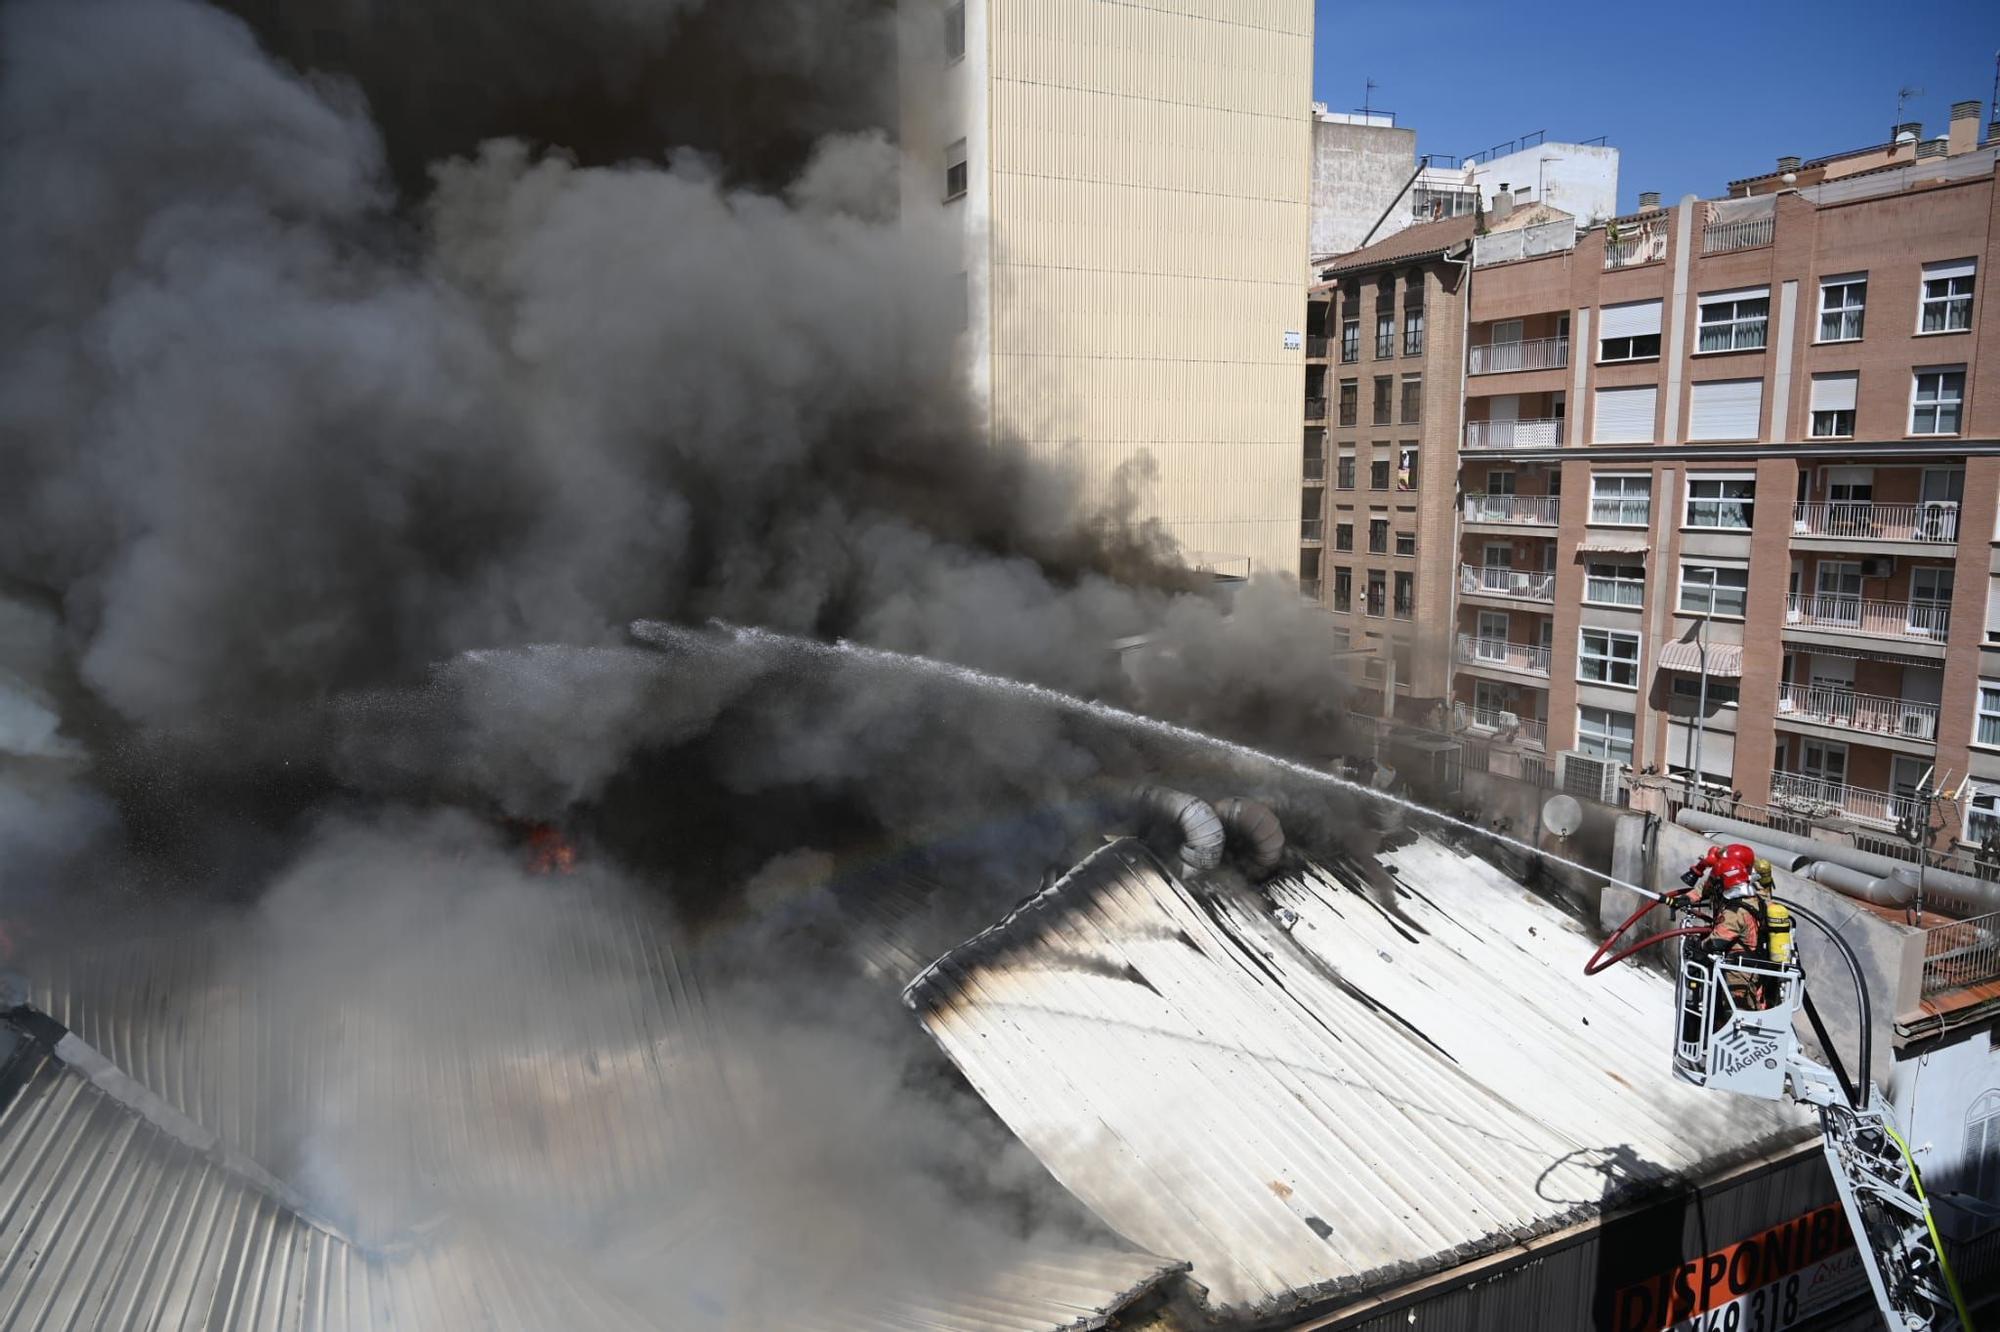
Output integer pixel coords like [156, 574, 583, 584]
[1312, 1, 1999, 213]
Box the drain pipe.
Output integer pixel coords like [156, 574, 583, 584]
[1802, 861, 1921, 910]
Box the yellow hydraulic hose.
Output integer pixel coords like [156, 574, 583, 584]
[1881, 1121, 1976, 1331]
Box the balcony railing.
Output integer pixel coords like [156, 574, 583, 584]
[1702, 215, 1775, 255]
[1469, 336, 1570, 375]
[1460, 564, 1555, 602]
[1777, 683, 1940, 741]
[1922, 911, 2000, 1000]
[1299, 578, 1322, 601]
[1769, 772, 1921, 828]
[1604, 228, 1667, 269]
[1791, 501, 1960, 545]
[1464, 417, 1564, 450]
[1463, 494, 1559, 526]
[1307, 335, 1329, 358]
[1454, 702, 1548, 748]
[1303, 456, 1325, 482]
[1785, 594, 1951, 642]
[1300, 519, 1323, 544]
[1304, 397, 1328, 421]
[1455, 634, 1552, 676]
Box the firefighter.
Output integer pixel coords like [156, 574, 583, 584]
[1675, 843, 1765, 1010]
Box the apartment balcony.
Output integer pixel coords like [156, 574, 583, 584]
[1303, 456, 1326, 483]
[1455, 634, 1551, 678]
[1306, 335, 1330, 359]
[1459, 564, 1555, 603]
[1299, 578, 1322, 602]
[1702, 214, 1775, 255]
[1455, 702, 1548, 749]
[1791, 501, 1960, 551]
[1776, 683, 1940, 745]
[1468, 336, 1569, 376]
[1604, 229, 1667, 269]
[1464, 418, 1564, 450]
[1769, 772, 1920, 829]
[1463, 494, 1558, 528]
[1304, 397, 1328, 422]
[1784, 594, 1950, 648]
[1300, 519, 1324, 546]
[1923, 912, 2000, 1002]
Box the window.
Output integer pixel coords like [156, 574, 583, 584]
[1400, 376, 1422, 425]
[1395, 530, 1415, 556]
[1376, 310, 1395, 358]
[1686, 474, 1755, 530]
[1393, 571, 1414, 618]
[1368, 517, 1388, 554]
[1969, 784, 2000, 848]
[1965, 1091, 2000, 1200]
[1404, 290, 1425, 356]
[1338, 379, 1358, 426]
[1977, 681, 2000, 748]
[1679, 563, 1749, 617]
[1590, 473, 1652, 526]
[1817, 274, 1866, 342]
[1397, 445, 1418, 490]
[1337, 455, 1356, 488]
[1672, 675, 1740, 708]
[1809, 372, 1857, 438]
[1334, 521, 1353, 551]
[944, 138, 968, 201]
[1578, 705, 1636, 764]
[1584, 563, 1645, 607]
[1697, 288, 1769, 352]
[1366, 570, 1386, 617]
[1687, 378, 1764, 442]
[1333, 567, 1352, 612]
[1341, 318, 1359, 363]
[1369, 458, 1390, 490]
[944, 1, 966, 60]
[1599, 299, 1663, 362]
[1372, 376, 1392, 426]
[1919, 260, 1975, 334]
[1593, 385, 1657, 444]
[1911, 368, 1965, 435]
[1579, 628, 1641, 686]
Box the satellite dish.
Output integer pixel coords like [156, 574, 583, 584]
[1542, 794, 1583, 839]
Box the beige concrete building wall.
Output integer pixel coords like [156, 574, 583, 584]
[981, 0, 1314, 575]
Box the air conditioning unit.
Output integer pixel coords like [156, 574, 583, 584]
[1860, 557, 1894, 578]
[1559, 750, 1623, 803]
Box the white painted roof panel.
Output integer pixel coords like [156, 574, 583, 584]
[905, 837, 1806, 1315]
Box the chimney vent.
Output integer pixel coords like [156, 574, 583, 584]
[1776, 155, 1801, 173]
[1951, 99, 1980, 121]
[1948, 101, 1983, 155]
[1917, 137, 1946, 160]
[1638, 191, 1661, 209]
[1893, 122, 1922, 143]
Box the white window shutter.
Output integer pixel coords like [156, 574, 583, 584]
[1593, 386, 1657, 444]
[1986, 577, 2000, 638]
[1600, 299, 1662, 340]
[1810, 372, 1858, 412]
[1924, 258, 1976, 281]
[1701, 285, 1771, 306]
[1688, 379, 1764, 441]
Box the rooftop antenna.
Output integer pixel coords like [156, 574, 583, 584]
[1895, 84, 1924, 127]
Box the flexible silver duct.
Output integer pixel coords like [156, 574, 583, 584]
[1801, 861, 1921, 909]
[1217, 797, 1286, 875]
[1134, 786, 1226, 875]
[1677, 811, 2000, 915]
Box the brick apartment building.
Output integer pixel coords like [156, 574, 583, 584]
[1309, 100, 2000, 852]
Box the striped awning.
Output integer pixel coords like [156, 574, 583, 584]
[1576, 537, 1652, 555]
[1658, 640, 1744, 677]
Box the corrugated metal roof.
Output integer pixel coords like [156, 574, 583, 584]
[15, 877, 1184, 1332]
[904, 837, 1807, 1317]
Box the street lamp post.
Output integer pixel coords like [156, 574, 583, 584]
[1683, 579, 1712, 808]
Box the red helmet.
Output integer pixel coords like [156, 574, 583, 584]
[1721, 843, 1756, 867]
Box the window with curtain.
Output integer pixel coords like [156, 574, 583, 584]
[1686, 475, 1756, 529]
[1578, 705, 1635, 762]
[1579, 628, 1641, 686]
[1912, 369, 1965, 435]
[1584, 563, 1646, 607]
[1679, 564, 1749, 617]
[1697, 290, 1769, 352]
[1817, 274, 1866, 342]
[1977, 682, 2000, 748]
[1920, 260, 1975, 333]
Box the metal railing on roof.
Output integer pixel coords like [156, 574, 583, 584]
[1472, 220, 1577, 268]
[1769, 772, 1922, 828]
[1605, 228, 1668, 269]
[1922, 911, 2000, 1000]
[1702, 215, 1775, 254]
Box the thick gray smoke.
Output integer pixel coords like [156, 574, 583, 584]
[0, 0, 1358, 1324]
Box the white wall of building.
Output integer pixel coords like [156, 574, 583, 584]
[1468, 142, 1621, 225]
[1310, 111, 1417, 259]
[1891, 1025, 2000, 1198]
